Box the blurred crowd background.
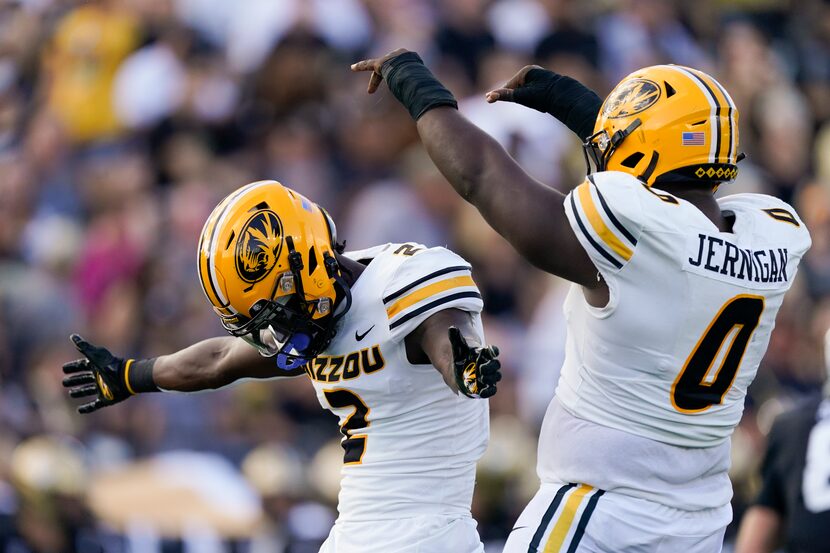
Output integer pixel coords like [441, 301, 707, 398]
[1, 0, 829, 551]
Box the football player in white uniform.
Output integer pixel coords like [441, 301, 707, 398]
[62, 180, 501, 553]
[353, 52, 811, 551]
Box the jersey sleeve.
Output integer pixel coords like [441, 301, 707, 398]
[382, 246, 484, 343]
[564, 171, 645, 274]
[733, 193, 812, 259]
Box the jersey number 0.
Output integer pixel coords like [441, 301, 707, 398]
[672, 295, 765, 413]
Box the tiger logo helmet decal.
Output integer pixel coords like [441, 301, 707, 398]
[235, 210, 284, 283]
[601, 78, 661, 119]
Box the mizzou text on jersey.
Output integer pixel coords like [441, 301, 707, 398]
[312, 243, 489, 553]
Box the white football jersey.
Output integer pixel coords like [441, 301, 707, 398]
[304, 243, 489, 523]
[538, 171, 811, 509]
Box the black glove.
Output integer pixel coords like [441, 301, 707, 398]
[489, 67, 603, 140]
[449, 326, 501, 399]
[62, 334, 155, 413]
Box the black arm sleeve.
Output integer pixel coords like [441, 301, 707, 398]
[512, 68, 603, 140]
[381, 52, 458, 120]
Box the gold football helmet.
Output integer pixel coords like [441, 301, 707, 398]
[197, 180, 347, 369]
[584, 65, 740, 187]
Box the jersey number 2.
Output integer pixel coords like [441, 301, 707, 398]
[672, 295, 764, 413]
[323, 389, 370, 464]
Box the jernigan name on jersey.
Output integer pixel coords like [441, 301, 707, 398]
[304, 243, 488, 523]
[544, 171, 811, 509]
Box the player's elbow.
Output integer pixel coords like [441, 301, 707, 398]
[444, 147, 488, 203]
[458, 174, 481, 204]
[459, 157, 501, 207]
[187, 345, 236, 391]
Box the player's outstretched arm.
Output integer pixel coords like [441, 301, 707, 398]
[62, 334, 303, 413]
[406, 308, 501, 398]
[351, 50, 599, 287]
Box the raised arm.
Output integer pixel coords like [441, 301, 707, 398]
[62, 334, 303, 413]
[351, 50, 599, 288]
[416, 108, 595, 285]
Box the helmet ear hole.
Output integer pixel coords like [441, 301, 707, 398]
[308, 246, 318, 274]
[664, 81, 676, 97]
[620, 152, 646, 168]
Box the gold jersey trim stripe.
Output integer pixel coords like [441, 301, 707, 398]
[543, 484, 594, 552]
[386, 275, 476, 320]
[577, 183, 633, 261]
[763, 207, 800, 227]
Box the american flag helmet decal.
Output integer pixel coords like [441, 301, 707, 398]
[682, 131, 705, 146]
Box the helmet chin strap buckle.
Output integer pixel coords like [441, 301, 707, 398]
[582, 118, 643, 174]
[279, 274, 295, 293]
[323, 252, 339, 278]
[322, 251, 353, 321]
[285, 236, 306, 301]
[610, 118, 642, 147]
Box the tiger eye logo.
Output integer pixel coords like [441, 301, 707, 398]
[463, 362, 479, 394]
[96, 374, 114, 401]
[602, 78, 661, 119]
[235, 210, 284, 283]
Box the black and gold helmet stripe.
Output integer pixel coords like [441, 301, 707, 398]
[706, 76, 737, 163]
[198, 187, 246, 313]
[664, 65, 736, 166]
[669, 66, 724, 164]
[200, 181, 272, 315]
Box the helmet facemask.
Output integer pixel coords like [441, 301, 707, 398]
[222, 237, 351, 370]
[582, 118, 643, 175]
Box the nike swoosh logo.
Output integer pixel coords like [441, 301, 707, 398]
[510, 526, 528, 532]
[355, 325, 375, 342]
